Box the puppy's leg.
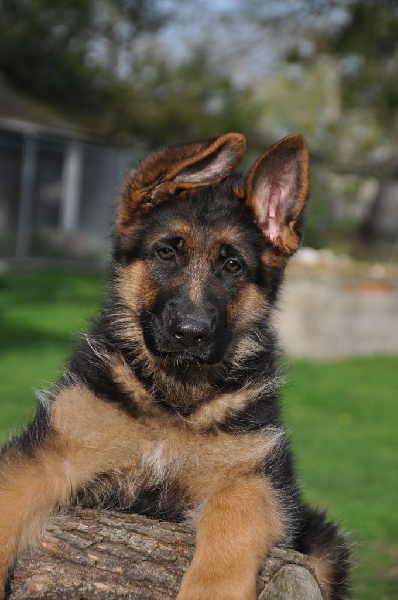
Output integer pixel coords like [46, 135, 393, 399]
[0, 438, 79, 596]
[0, 384, 138, 598]
[177, 476, 284, 600]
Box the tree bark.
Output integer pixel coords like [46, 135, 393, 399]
[8, 509, 325, 600]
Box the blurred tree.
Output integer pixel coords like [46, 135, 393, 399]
[0, 0, 99, 113]
[220, 0, 398, 250]
[283, 0, 398, 246]
[329, 0, 398, 133]
[221, 0, 398, 153]
[0, 0, 260, 147]
[0, 0, 170, 116]
[105, 47, 260, 146]
[281, 0, 398, 154]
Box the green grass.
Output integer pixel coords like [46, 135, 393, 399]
[0, 270, 397, 599]
[283, 358, 398, 600]
[0, 270, 104, 437]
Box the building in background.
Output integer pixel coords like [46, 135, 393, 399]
[0, 75, 142, 266]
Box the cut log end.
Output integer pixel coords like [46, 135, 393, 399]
[8, 509, 325, 600]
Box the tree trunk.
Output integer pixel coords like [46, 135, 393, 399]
[8, 508, 325, 600]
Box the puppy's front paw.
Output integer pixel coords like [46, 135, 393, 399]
[176, 568, 256, 600]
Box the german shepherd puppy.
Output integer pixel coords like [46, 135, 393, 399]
[0, 133, 349, 599]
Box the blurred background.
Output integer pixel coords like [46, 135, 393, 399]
[0, 1, 397, 598]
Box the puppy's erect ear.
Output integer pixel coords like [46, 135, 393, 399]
[118, 133, 246, 233]
[245, 134, 309, 260]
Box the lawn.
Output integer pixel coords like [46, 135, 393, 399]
[0, 269, 397, 599]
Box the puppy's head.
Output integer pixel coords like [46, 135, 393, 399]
[113, 133, 309, 366]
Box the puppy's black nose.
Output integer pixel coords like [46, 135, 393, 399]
[169, 316, 212, 347]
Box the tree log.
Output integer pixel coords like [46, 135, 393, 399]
[8, 509, 325, 599]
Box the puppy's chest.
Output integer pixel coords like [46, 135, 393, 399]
[81, 422, 273, 520]
[132, 420, 255, 485]
[52, 385, 277, 513]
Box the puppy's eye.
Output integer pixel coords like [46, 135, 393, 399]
[223, 258, 242, 273]
[157, 247, 174, 261]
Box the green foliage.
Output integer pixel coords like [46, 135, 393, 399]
[330, 0, 398, 128]
[0, 0, 101, 114]
[108, 48, 260, 146]
[0, 270, 397, 598]
[333, 0, 398, 58]
[0, 0, 261, 146]
[252, 0, 398, 253]
[0, 0, 168, 140]
[281, 0, 398, 145]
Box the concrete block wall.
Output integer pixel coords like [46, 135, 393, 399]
[277, 252, 398, 358]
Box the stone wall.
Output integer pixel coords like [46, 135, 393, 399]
[277, 251, 398, 358]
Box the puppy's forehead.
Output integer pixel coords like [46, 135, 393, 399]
[145, 190, 249, 240]
[146, 215, 252, 255]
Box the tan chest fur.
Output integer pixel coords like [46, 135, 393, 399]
[50, 383, 281, 507]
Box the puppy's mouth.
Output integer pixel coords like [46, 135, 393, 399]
[153, 344, 220, 366]
[162, 350, 203, 364]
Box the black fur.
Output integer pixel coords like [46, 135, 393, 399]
[296, 505, 351, 600]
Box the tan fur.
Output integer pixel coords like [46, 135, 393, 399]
[50, 384, 282, 501]
[186, 390, 254, 430]
[308, 553, 334, 600]
[261, 249, 287, 268]
[117, 261, 146, 314]
[207, 226, 251, 260]
[177, 477, 284, 600]
[0, 443, 77, 586]
[227, 282, 265, 328]
[109, 353, 158, 414]
[138, 219, 199, 259]
[188, 255, 210, 304]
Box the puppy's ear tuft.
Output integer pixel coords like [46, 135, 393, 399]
[117, 133, 246, 234]
[245, 134, 309, 259]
